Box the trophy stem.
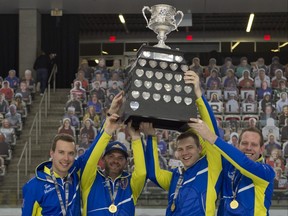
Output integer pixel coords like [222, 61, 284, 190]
[155, 31, 170, 49]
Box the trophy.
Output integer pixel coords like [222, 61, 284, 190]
[121, 5, 197, 132]
[142, 4, 184, 49]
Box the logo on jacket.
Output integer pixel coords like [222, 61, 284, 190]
[120, 178, 128, 190]
[44, 184, 56, 194]
[228, 170, 235, 180]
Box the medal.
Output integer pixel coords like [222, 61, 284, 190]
[170, 203, 176, 212]
[230, 199, 239, 209]
[108, 204, 117, 213]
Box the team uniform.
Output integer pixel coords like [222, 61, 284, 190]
[146, 96, 222, 216]
[22, 161, 81, 216]
[213, 138, 275, 216]
[80, 129, 146, 216]
[21, 123, 109, 216]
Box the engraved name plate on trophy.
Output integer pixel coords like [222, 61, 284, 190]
[120, 5, 196, 131]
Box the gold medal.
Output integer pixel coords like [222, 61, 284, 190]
[108, 204, 117, 213]
[170, 203, 176, 212]
[230, 199, 239, 209]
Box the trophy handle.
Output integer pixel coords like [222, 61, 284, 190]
[142, 6, 151, 27]
[175, 10, 184, 31]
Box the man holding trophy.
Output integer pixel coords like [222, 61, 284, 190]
[138, 5, 274, 216]
[121, 4, 222, 215]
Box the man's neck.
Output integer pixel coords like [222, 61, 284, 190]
[105, 171, 121, 181]
[50, 167, 68, 178]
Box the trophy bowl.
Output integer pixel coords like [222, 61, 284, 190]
[142, 4, 184, 49]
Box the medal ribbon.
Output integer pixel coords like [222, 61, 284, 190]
[231, 169, 243, 201]
[171, 167, 184, 210]
[106, 177, 119, 205]
[50, 168, 70, 216]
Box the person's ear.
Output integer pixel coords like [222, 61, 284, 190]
[50, 150, 54, 159]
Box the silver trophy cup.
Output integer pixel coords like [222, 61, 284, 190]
[142, 4, 184, 49]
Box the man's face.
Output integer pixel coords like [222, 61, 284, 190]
[3, 82, 8, 88]
[258, 58, 264, 65]
[95, 74, 102, 81]
[227, 70, 233, 77]
[265, 106, 272, 115]
[113, 60, 120, 67]
[99, 59, 105, 67]
[9, 71, 15, 77]
[269, 135, 275, 142]
[259, 71, 265, 79]
[3, 119, 9, 128]
[243, 71, 249, 78]
[271, 149, 279, 160]
[103, 151, 127, 178]
[237, 131, 263, 161]
[85, 120, 91, 127]
[241, 60, 247, 66]
[176, 137, 202, 169]
[50, 140, 76, 177]
[193, 59, 200, 65]
[281, 93, 287, 100]
[262, 81, 268, 89]
[64, 120, 70, 127]
[25, 73, 31, 79]
[78, 71, 84, 78]
[283, 106, 288, 115]
[20, 82, 27, 90]
[10, 107, 16, 114]
[276, 71, 282, 79]
[232, 136, 238, 145]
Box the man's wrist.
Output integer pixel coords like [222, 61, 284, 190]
[131, 135, 141, 141]
[207, 134, 217, 145]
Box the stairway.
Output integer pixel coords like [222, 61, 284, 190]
[0, 89, 70, 207]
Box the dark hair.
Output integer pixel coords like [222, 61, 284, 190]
[238, 127, 264, 147]
[51, 133, 76, 152]
[176, 131, 200, 148]
[240, 56, 248, 62]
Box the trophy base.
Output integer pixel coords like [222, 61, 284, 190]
[121, 45, 197, 132]
[123, 115, 190, 132]
[153, 42, 171, 49]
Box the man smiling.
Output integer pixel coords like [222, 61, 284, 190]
[22, 134, 81, 216]
[189, 121, 275, 215]
[145, 71, 222, 216]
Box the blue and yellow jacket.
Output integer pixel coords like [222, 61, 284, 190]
[22, 161, 81, 216]
[21, 122, 109, 216]
[146, 96, 223, 216]
[214, 137, 275, 216]
[79, 129, 146, 216]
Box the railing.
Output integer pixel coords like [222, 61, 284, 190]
[16, 141, 28, 200]
[48, 64, 57, 109]
[16, 63, 57, 200]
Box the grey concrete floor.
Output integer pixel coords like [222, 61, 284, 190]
[0, 208, 287, 216]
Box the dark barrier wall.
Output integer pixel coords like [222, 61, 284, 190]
[0, 15, 19, 78]
[41, 15, 80, 88]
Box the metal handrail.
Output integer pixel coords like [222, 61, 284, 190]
[16, 141, 28, 200]
[28, 112, 39, 165]
[48, 64, 57, 109]
[16, 63, 57, 200]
